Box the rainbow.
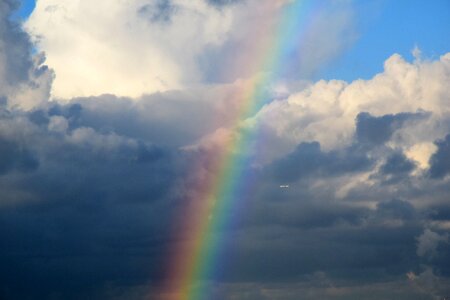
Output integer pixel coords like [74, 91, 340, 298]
[161, 1, 317, 299]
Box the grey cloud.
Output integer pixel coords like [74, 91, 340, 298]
[55, 86, 245, 148]
[429, 134, 450, 179]
[28, 108, 50, 126]
[206, 0, 243, 7]
[356, 111, 428, 146]
[416, 229, 448, 258]
[268, 140, 372, 183]
[380, 152, 416, 175]
[0, 0, 32, 86]
[0, 1, 53, 109]
[269, 141, 326, 182]
[376, 151, 417, 185]
[138, 0, 176, 24]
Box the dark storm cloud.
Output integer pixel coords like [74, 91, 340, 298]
[0, 107, 189, 299]
[6, 99, 448, 299]
[0, 97, 212, 298]
[429, 133, 450, 179]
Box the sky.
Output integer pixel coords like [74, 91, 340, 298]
[1, 0, 450, 299]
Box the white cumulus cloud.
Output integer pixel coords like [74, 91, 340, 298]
[25, 0, 235, 99]
[253, 52, 450, 164]
[25, 0, 357, 100]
